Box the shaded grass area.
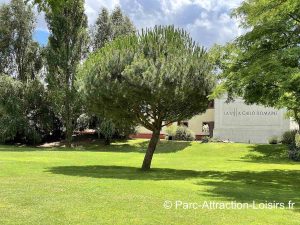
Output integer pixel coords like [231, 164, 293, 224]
[0, 140, 300, 225]
[82, 139, 192, 153]
[243, 144, 290, 162]
[0, 139, 192, 153]
[48, 165, 300, 204]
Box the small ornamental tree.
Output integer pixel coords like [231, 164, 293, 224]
[79, 26, 214, 170]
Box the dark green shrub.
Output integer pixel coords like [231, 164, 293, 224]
[113, 119, 137, 139]
[174, 126, 195, 141]
[268, 136, 278, 145]
[281, 130, 298, 145]
[289, 147, 300, 161]
[287, 132, 300, 161]
[97, 117, 137, 140]
[281, 131, 300, 161]
[209, 137, 223, 143]
[201, 136, 210, 143]
[0, 76, 56, 145]
[295, 133, 300, 148]
[25, 128, 42, 145]
[165, 124, 177, 140]
[165, 125, 195, 141]
[98, 119, 116, 145]
[76, 114, 90, 131]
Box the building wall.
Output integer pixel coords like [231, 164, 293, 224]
[135, 108, 214, 140]
[187, 109, 214, 135]
[213, 97, 291, 143]
[134, 98, 294, 143]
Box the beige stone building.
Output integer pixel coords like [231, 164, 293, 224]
[133, 102, 215, 140]
[132, 97, 296, 143]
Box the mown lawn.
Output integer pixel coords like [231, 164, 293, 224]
[0, 140, 300, 225]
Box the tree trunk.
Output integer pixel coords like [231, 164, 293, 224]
[65, 99, 73, 148]
[141, 129, 161, 170]
[65, 118, 73, 148]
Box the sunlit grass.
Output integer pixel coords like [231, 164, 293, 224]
[0, 140, 299, 225]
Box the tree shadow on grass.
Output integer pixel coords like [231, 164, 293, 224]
[0, 140, 192, 153]
[47, 165, 300, 208]
[197, 170, 300, 208]
[237, 144, 295, 164]
[47, 165, 201, 180]
[81, 140, 192, 153]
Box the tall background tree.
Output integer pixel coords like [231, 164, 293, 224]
[0, 0, 42, 81]
[0, 0, 56, 144]
[88, 6, 136, 143]
[91, 6, 135, 51]
[91, 7, 111, 50]
[218, 0, 300, 130]
[36, 0, 89, 146]
[79, 26, 214, 170]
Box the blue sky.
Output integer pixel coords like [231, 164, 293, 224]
[1, 0, 244, 48]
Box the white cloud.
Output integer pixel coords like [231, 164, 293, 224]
[0, 0, 244, 47]
[191, 18, 212, 30]
[85, 0, 120, 25]
[219, 13, 231, 24]
[117, 0, 244, 46]
[160, 0, 192, 14]
[35, 10, 48, 32]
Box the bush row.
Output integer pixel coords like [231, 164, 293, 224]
[165, 125, 195, 141]
[274, 130, 300, 161]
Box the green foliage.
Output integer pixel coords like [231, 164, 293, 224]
[88, 6, 136, 141]
[284, 131, 300, 161]
[174, 126, 195, 141]
[112, 118, 137, 139]
[166, 124, 195, 141]
[281, 130, 298, 145]
[24, 79, 59, 137]
[0, 76, 54, 144]
[218, 0, 300, 128]
[289, 147, 300, 162]
[201, 136, 224, 143]
[268, 136, 278, 145]
[44, 0, 89, 146]
[295, 133, 300, 149]
[80, 26, 214, 133]
[80, 25, 214, 169]
[0, 0, 65, 145]
[165, 124, 177, 137]
[91, 6, 136, 51]
[76, 114, 90, 131]
[111, 6, 135, 40]
[98, 119, 116, 145]
[0, 76, 25, 142]
[0, 0, 42, 81]
[92, 7, 111, 50]
[201, 136, 210, 143]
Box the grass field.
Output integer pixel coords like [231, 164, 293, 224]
[0, 139, 300, 225]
